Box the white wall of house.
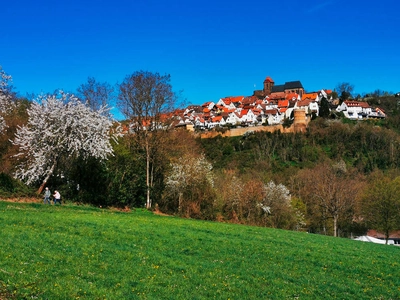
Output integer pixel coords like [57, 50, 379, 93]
[226, 112, 241, 125]
[266, 113, 282, 125]
[240, 110, 257, 124]
[337, 102, 373, 119]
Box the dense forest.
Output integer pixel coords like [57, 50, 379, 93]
[1, 66, 400, 240]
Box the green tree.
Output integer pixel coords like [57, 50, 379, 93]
[319, 97, 330, 118]
[361, 175, 400, 243]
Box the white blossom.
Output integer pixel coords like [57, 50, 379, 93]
[166, 154, 214, 192]
[0, 67, 14, 133]
[258, 180, 291, 214]
[12, 91, 120, 185]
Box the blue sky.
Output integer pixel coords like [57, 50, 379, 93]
[2, 0, 399, 118]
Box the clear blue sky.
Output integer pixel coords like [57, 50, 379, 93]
[2, 0, 399, 118]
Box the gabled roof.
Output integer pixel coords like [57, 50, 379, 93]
[202, 101, 212, 107]
[286, 92, 299, 100]
[280, 108, 288, 113]
[271, 84, 285, 93]
[240, 109, 249, 117]
[242, 96, 258, 105]
[344, 101, 370, 108]
[284, 81, 303, 90]
[302, 92, 318, 101]
[222, 96, 244, 103]
[271, 81, 303, 93]
[269, 92, 286, 100]
[264, 109, 278, 115]
[212, 115, 223, 122]
[278, 99, 289, 108]
[297, 98, 315, 107]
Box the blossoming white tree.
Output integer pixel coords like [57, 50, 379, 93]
[257, 180, 301, 228]
[12, 91, 119, 193]
[259, 181, 291, 214]
[0, 67, 14, 133]
[165, 154, 214, 216]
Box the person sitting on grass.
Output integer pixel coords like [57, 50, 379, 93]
[53, 190, 61, 205]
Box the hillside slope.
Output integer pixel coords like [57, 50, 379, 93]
[0, 201, 399, 299]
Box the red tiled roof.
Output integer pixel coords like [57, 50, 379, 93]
[264, 76, 274, 83]
[302, 93, 318, 100]
[212, 116, 223, 122]
[222, 96, 244, 103]
[297, 98, 314, 107]
[286, 93, 299, 100]
[242, 96, 258, 105]
[240, 109, 249, 117]
[344, 101, 370, 108]
[265, 109, 278, 115]
[269, 92, 286, 100]
[278, 99, 289, 108]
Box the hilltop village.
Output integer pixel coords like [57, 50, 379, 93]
[172, 76, 387, 131]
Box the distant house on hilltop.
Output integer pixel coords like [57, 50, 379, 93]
[336, 100, 386, 119]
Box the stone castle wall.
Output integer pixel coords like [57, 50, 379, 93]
[199, 109, 308, 138]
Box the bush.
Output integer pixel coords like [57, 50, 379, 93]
[0, 173, 35, 197]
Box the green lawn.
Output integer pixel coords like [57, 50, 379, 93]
[0, 201, 399, 299]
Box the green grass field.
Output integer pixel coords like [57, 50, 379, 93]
[0, 201, 399, 299]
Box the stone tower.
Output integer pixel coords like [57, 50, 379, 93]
[293, 109, 307, 133]
[263, 76, 274, 95]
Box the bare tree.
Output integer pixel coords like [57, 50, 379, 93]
[76, 77, 114, 113]
[298, 161, 363, 237]
[117, 71, 177, 208]
[335, 82, 354, 103]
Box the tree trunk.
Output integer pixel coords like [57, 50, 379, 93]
[178, 192, 182, 214]
[37, 161, 57, 195]
[146, 141, 151, 209]
[333, 214, 338, 237]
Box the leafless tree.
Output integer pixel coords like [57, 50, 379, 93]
[117, 71, 177, 208]
[296, 161, 364, 237]
[76, 77, 115, 114]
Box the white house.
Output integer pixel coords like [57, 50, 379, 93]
[295, 99, 319, 116]
[225, 112, 241, 126]
[336, 101, 372, 119]
[264, 109, 282, 125]
[240, 109, 258, 124]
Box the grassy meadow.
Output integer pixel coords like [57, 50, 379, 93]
[0, 200, 399, 299]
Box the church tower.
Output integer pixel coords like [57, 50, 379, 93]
[263, 76, 274, 95]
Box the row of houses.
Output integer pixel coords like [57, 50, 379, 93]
[174, 93, 319, 129]
[172, 76, 386, 129]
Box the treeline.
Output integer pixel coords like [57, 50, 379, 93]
[1, 66, 400, 239]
